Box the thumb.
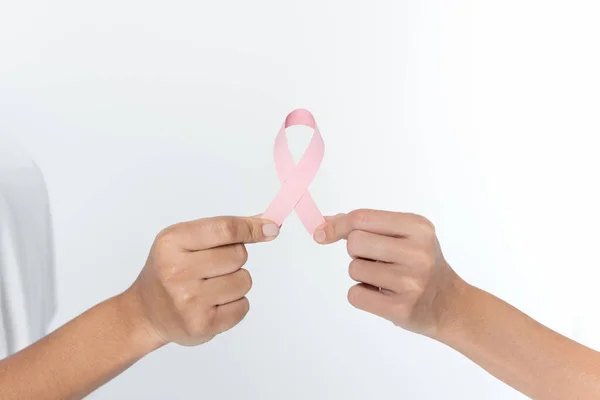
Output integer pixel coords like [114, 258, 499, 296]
[313, 213, 351, 245]
[249, 214, 280, 242]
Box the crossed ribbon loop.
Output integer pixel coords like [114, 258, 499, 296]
[262, 109, 325, 234]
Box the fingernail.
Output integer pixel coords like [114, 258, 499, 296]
[314, 229, 326, 243]
[262, 223, 280, 237]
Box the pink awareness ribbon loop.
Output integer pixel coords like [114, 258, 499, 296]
[262, 109, 325, 234]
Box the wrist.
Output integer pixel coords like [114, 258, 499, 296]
[115, 287, 168, 355]
[431, 270, 475, 344]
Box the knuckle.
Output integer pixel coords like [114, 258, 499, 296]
[396, 276, 422, 294]
[346, 230, 362, 257]
[389, 264, 406, 282]
[411, 214, 436, 237]
[226, 298, 250, 327]
[416, 251, 435, 269]
[238, 269, 253, 293]
[348, 260, 362, 281]
[184, 308, 215, 337]
[230, 244, 249, 266]
[204, 307, 218, 329]
[171, 285, 194, 310]
[349, 229, 365, 241]
[152, 252, 179, 282]
[238, 297, 251, 318]
[349, 209, 370, 226]
[215, 218, 239, 241]
[152, 228, 182, 280]
[155, 225, 178, 248]
[347, 286, 362, 307]
[346, 240, 354, 258]
[410, 277, 426, 294]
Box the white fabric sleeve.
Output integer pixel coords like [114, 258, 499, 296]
[0, 134, 56, 358]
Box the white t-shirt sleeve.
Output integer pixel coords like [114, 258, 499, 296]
[0, 135, 56, 358]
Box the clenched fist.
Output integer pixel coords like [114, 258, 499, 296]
[314, 209, 462, 338]
[125, 216, 280, 347]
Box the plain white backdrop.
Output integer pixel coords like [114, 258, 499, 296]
[1, 0, 600, 398]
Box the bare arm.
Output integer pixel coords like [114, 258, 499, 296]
[316, 209, 600, 399]
[0, 216, 279, 400]
[0, 291, 160, 400]
[440, 281, 600, 399]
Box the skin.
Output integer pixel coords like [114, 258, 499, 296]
[0, 215, 280, 400]
[1, 208, 599, 399]
[313, 209, 600, 400]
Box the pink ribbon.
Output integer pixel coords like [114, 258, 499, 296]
[262, 109, 325, 234]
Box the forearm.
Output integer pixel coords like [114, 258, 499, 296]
[0, 290, 164, 400]
[438, 280, 600, 399]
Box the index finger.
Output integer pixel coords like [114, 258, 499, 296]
[159, 216, 280, 251]
[313, 209, 434, 245]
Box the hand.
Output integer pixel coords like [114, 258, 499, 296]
[125, 216, 280, 347]
[314, 209, 464, 338]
